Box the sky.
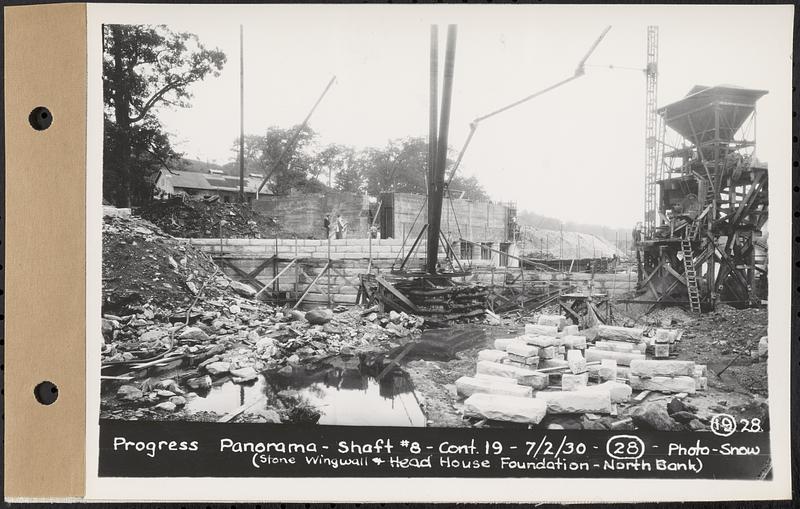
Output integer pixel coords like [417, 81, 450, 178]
[104, 4, 792, 229]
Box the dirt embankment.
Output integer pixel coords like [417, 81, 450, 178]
[139, 199, 280, 239]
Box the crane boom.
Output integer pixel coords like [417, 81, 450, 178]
[445, 25, 612, 187]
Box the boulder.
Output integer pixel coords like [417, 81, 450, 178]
[186, 375, 212, 390]
[230, 366, 258, 383]
[140, 329, 167, 343]
[117, 385, 143, 401]
[179, 327, 210, 342]
[229, 280, 257, 298]
[631, 403, 683, 431]
[524, 324, 558, 337]
[463, 393, 547, 424]
[629, 375, 696, 394]
[758, 336, 768, 358]
[455, 376, 533, 398]
[535, 389, 612, 414]
[477, 349, 509, 363]
[388, 310, 401, 323]
[306, 308, 334, 325]
[154, 401, 177, 413]
[476, 361, 549, 389]
[670, 410, 698, 424]
[205, 361, 231, 376]
[585, 348, 645, 366]
[629, 359, 695, 378]
[169, 396, 187, 407]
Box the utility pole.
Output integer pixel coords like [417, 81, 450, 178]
[238, 24, 245, 203]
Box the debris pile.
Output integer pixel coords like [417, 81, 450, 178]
[139, 198, 279, 239]
[101, 211, 424, 421]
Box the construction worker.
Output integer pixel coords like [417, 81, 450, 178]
[335, 214, 348, 239]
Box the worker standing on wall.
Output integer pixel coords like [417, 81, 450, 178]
[324, 213, 332, 238]
[335, 214, 348, 239]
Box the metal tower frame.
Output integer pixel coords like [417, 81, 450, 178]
[643, 26, 659, 236]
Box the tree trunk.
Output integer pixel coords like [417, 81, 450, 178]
[111, 26, 132, 208]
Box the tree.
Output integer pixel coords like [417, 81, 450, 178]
[230, 125, 320, 195]
[362, 137, 490, 201]
[103, 24, 226, 206]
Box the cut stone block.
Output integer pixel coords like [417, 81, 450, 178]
[630, 360, 695, 378]
[508, 355, 540, 367]
[585, 348, 645, 366]
[523, 335, 559, 348]
[494, 337, 525, 351]
[584, 381, 632, 403]
[588, 363, 629, 380]
[598, 359, 617, 381]
[535, 389, 613, 414]
[538, 346, 556, 360]
[476, 361, 549, 389]
[475, 373, 521, 385]
[563, 335, 587, 349]
[477, 349, 509, 363]
[629, 375, 696, 394]
[538, 359, 569, 370]
[696, 376, 708, 391]
[596, 325, 644, 342]
[595, 340, 634, 352]
[566, 350, 587, 374]
[506, 342, 539, 358]
[455, 376, 533, 399]
[463, 393, 547, 424]
[537, 314, 567, 331]
[654, 344, 670, 358]
[563, 325, 580, 336]
[524, 324, 558, 337]
[561, 372, 589, 391]
[693, 364, 707, 377]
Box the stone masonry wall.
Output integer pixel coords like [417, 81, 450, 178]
[186, 238, 636, 309]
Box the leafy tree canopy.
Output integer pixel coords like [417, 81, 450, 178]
[103, 24, 226, 206]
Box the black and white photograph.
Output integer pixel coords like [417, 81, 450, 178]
[87, 3, 792, 500]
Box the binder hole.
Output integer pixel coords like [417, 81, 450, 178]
[34, 381, 58, 405]
[28, 106, 53, 131]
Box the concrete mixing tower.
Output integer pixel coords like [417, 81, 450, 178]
[635, 85, 769, 312]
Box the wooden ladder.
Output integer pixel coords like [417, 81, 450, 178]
[682, 221, 701, 313]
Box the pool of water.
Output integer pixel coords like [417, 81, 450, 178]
[183, 355, 427, 427]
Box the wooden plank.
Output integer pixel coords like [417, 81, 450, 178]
[377, 342, 416, 380]
[375, 275, 419, 312]
[218, 396, 268, 423]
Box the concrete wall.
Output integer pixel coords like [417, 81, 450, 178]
[253, 191, 371, 239]
[186, 238, 635, 309]
[383, 193, 512, 243]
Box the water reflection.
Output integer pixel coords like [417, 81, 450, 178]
[183, 355, 426, 427]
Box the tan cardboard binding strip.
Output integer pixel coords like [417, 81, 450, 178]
[4, 3, 87, 498]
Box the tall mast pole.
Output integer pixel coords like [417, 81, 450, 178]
[426, 25, 439, 272]
[426, 24, 457, 274]
[239, 24, 245, 203]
